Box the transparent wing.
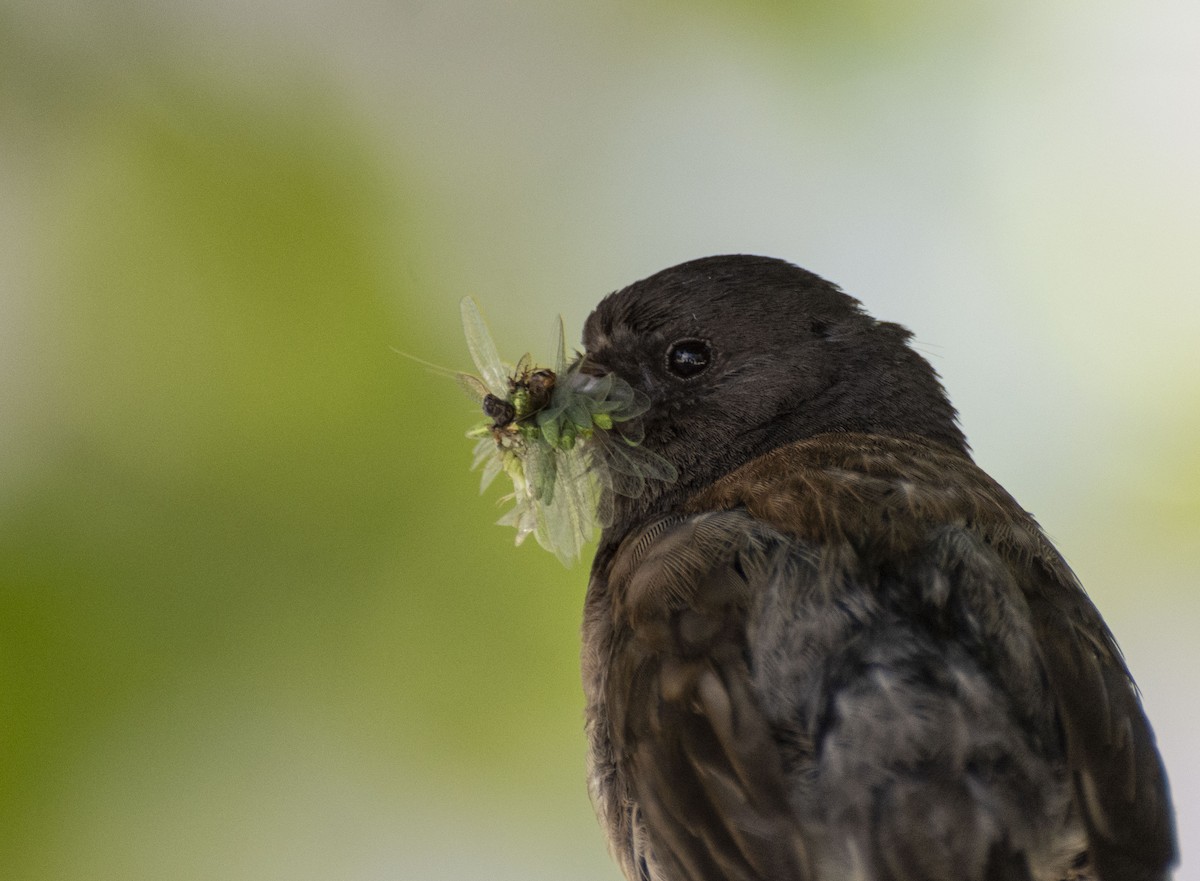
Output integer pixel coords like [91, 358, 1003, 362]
[554, 315, 567, 376]
[535, 446, 600, 565]
[609, 435, 677, 483]
[562, 446, 602, 536]
[457, 372, 490, 404]
[588, 426, 678, 528]
[476, 442, 504, 492]
[525, 440, 558, 505]
[460, 296, 509, 396]
[496, 500, 538, 546]
[495, 449, 538, 545]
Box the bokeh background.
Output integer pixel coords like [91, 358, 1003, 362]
[2, 1, 1198, 879]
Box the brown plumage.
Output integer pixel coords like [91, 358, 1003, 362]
[578, 256, 1175, 881]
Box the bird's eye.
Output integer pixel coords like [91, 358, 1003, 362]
[665, 338, 712, 379]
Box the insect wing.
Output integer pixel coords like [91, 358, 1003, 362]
[475, 441, 504, 492]
[554, 315, 567, 376]
[457, 372, 490, 404]
[460, 296, 510, 396]
[588, 428, 677, 519]
[496, 497, 537, 546]
[536, 445, 598, 565]
[525, 440, 558, 505]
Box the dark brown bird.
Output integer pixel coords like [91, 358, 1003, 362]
[578, 255, 1175, 881]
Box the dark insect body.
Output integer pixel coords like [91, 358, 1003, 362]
[483, 393, 517, 428]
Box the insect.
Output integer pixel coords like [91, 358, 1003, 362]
[458, 296, 675, 565]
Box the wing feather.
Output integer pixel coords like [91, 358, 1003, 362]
[603, 512, 812, 881]
[1024, 563, 1176, 881]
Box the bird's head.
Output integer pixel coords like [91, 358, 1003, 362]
[581, 254, 968, 540]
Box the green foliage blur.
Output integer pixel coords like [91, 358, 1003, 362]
[1, 47, 600, 881]
[2, 2, 1197, 880]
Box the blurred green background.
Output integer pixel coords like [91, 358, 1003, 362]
[1, 1, 1197, 879]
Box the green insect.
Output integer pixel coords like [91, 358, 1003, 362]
[458, 297, 675, 565]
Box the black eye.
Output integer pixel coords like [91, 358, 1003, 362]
[665, 338, 712, 378]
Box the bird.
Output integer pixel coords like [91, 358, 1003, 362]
[576, 255, 1175, 881]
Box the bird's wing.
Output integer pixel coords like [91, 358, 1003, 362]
[595, 434, 1175, 881]
[675, 434, 1177, 881]
[597, 510, 1042, 881]
[600, 510, 812, 881]
[1025, 555, 1177, 881]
